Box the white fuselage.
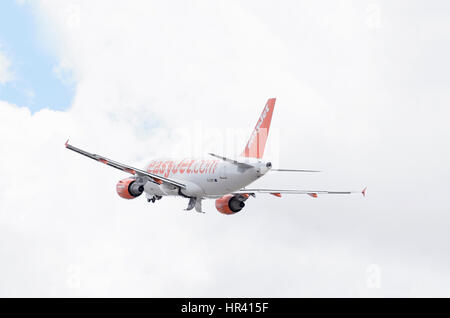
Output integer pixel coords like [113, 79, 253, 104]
[143, 157, 270, 199]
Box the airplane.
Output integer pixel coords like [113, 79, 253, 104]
[65, 98, 366, 214]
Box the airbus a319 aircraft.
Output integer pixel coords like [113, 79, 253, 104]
[66, 98, 366, 214]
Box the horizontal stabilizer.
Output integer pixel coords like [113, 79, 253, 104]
[271, 169, 321, 173]
[208, 153, 253, 169]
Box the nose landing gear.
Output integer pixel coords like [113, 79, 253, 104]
[184, 197, 204, 213]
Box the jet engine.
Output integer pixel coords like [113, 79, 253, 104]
[116, 177, 144, 199]
[215, 194, 248, 215]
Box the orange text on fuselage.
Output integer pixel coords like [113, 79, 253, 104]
[146, 159, 220, 178]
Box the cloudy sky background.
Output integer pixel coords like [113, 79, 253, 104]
[0, 0, 449, 297]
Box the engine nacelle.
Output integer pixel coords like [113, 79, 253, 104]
[215, 194, 246, 215]
[116, 178, 144, 199]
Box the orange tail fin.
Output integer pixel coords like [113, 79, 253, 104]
[240, 98, 276, 159]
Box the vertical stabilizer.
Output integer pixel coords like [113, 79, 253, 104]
[240, 98, 276, 159]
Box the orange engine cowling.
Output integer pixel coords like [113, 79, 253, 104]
[116, 178, 144, 199]
[215, 194, 246, 215]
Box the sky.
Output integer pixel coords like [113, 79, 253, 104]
[0, 0, 73, 111]
[0, 0, 450, 297]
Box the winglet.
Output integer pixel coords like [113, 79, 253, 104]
[65, 139, 69, 148]
[362, 187, 367, 197]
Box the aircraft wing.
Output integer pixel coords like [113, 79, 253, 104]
[65, 140, 186, 189]
[235, 187, 366, 198]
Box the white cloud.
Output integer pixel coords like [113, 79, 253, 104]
[1, 0, 450, 297]
[0, 50, 13, 84]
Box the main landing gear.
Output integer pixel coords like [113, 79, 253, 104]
[147, 195, 162, 203]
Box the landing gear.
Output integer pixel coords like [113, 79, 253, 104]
[184, 197, 204, 213]
[185, 197, 196, 211]
[147, 195, 162, 203]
